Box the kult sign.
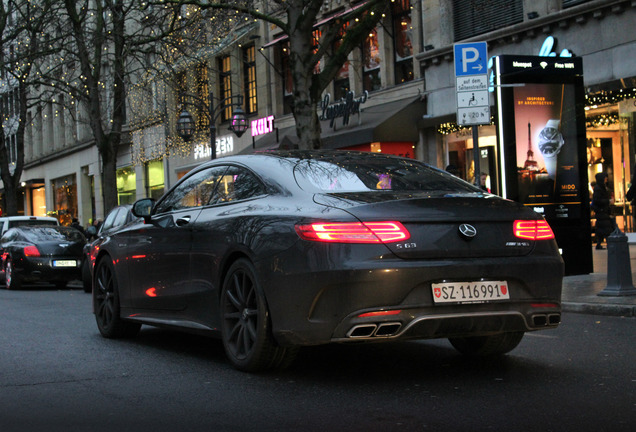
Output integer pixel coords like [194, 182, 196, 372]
[252, 115, 275, 137]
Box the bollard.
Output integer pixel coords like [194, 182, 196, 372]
[598, 228, 636, 296]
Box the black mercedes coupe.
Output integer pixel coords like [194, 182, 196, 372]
[92, 151, 564, 371]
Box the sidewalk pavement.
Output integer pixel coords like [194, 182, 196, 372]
[562, 243, 636, 317]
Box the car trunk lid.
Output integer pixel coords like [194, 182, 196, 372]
[313, 192, 538, 259]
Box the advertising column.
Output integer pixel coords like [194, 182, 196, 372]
[494, 55, 592, 275]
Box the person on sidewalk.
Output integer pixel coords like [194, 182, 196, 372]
[592, 172, 614, 249]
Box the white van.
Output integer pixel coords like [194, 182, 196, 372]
[0, 216, 59, 236]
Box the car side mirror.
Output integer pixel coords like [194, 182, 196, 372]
[132, 198, 155, 222]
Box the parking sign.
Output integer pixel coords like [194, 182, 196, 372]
[454, 42, 490, 125]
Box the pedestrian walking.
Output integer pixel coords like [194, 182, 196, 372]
[591, 172, 615, 249]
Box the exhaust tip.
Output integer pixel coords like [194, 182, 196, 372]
[532, 314, 547, 327]
[347, 324, 377, 338]
[375, 322, 402, 337]
[548, 314, 561, 325]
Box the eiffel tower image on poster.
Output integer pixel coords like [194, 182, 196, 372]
[523, 122, 539, 171]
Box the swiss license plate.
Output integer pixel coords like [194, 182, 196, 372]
[53, 260, 77, 268]
[431, 280, 509, 304]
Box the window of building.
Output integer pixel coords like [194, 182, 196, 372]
[243, 46, 257, 114]
[312, 29, 322, 75]
[175, 71, 187, 106]
[195, 63, 210, 131]
[116, 166, 136, 205]
[218, 55, 232, 122]
[280, 41, 294, 115]
[333, 24, 350, 101]
[145, 159, 165, 201]
[362, 27, 382, 92]
[392, 0, 413, 84]
[452, 0, 523, 41]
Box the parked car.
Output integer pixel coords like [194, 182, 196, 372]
[1, 225, 85, 290]
[0, 216, 59, 236]
[81, 204, 137, 292]
[91, 150, 564, 372]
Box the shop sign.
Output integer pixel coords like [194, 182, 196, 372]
[320, 90, 369, 129]
[193, 135, 234, 160]
[251, 115, 275, 137]
[538, 36, 573, 58]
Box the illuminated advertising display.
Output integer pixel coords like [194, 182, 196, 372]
[494, 55, 592, 275]
[513, 82, 581, 219]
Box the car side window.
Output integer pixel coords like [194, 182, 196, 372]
[210, 166, 266, 204]
[101, 208, 120, 232]
[154, 166, 228, 214]
[112, 207, 128, 228]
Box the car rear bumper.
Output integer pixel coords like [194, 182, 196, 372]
[260, 253, 563, 346]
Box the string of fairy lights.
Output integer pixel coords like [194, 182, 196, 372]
[437, 87, 636, 135]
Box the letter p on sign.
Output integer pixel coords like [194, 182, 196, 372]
[454, 42, 488, 77]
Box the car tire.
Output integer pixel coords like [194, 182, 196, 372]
[220, 258, 297, 372]
[93, 257, 141, 339]
[449, 331, 525, 357]
[5, 259, 22, 290]
[81, 258, 92, 293]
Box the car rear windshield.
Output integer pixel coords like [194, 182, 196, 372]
[22, 227, 84, 243]
[9, 220, 58, 229]
[293, 157, 481, 193]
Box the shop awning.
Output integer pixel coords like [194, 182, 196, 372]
[245, 95, 428, 153]
[320, 96, 428, 149]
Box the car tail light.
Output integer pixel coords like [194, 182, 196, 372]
[295, 221, 410, 243]
[513, 220, 555, 240]
[23, 245, 41, 257]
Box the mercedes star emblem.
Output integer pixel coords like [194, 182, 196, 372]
[458, 223, 477, 239]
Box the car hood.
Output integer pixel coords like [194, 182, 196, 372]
[313, 192, 545, 259]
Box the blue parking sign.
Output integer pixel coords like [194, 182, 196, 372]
[454, 42, 488, 77]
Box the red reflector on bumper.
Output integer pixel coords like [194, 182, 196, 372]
[358, 310, 402, 318]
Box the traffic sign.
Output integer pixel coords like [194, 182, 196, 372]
[454, 42, 488, 77]
[454, 42, 490, 126]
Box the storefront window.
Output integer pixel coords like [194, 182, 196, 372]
[146, 159, 165, 201]
[31, 186, 46, 217]
[51, 174, 77, 225]
[117, 166, 136, 205]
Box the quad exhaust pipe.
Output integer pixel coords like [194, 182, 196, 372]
[532, 313, 561, 327]
[347, 322, 402, 338]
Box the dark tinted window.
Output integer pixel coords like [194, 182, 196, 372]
[210, 166, 266, 204]
[294, 156, 481, 193]
[22, 227, 85, 243]
[101, 208, 121, 232]
[154, 166, 228, 213]
[8, 219, 57, 229]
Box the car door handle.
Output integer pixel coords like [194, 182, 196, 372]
[176, 216, 191, 226]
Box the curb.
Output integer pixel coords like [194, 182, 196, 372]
[562, 302, 636, 317]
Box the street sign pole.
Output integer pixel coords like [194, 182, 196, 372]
[454, 42, 490, 189]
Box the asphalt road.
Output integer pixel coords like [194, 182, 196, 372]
[0, 285, 634, 432]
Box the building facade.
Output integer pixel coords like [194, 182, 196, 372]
[3, 0, 636, 235]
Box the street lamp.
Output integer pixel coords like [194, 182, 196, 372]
[176, 91, 249, 160]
